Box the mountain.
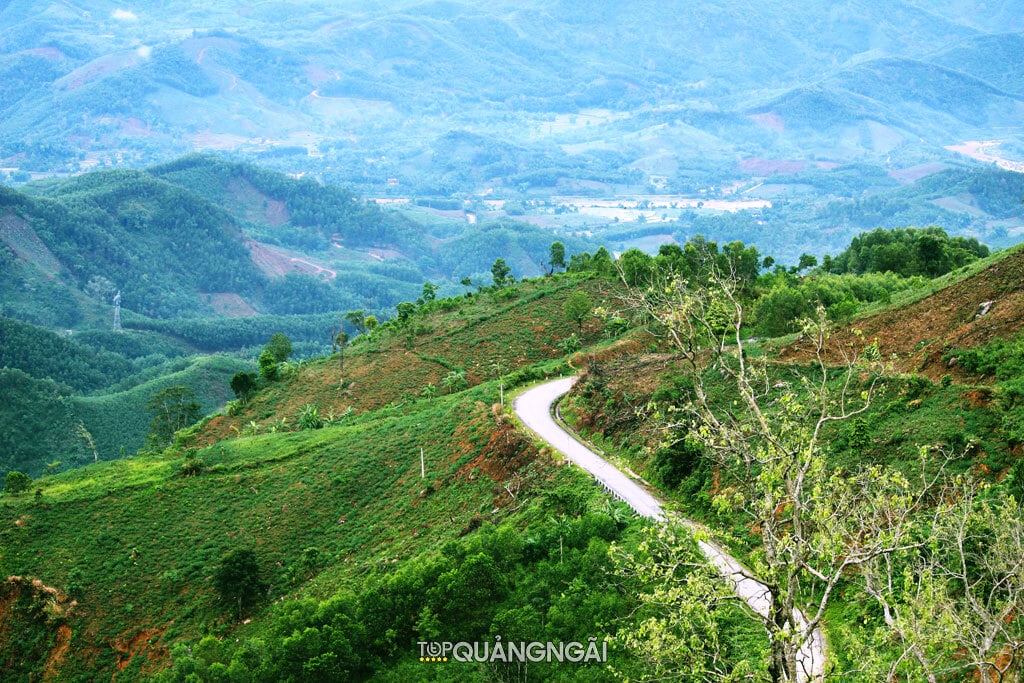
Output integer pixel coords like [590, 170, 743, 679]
[927, 32, 1024, 97]
[1, 1, 1021, 192]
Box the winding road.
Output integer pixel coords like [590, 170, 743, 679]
[513, 376, 826, 683]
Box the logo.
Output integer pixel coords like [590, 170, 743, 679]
[418, 636, 608, 664]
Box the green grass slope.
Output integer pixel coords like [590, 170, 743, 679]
[0, 273, 645, 680]
[0, 378, 655, 680]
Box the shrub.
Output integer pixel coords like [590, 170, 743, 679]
[4, 471, 30, 495]
[298, 404, 324, 430]
[180, 449, 204, 477]
[213, 548, 266, 619]
[558, 334, 582, 354]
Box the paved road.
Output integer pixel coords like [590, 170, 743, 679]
[513, 376, 825, 683]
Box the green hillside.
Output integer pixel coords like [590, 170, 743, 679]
[5, 235, 1024, 681]
[71, 354, 248, 462]
[0, 368, 91, 479]
[0, 317, 134, 392]
[2, 3, 1024, 672]
[1, 174, 264, 319]
[2, 158, 598, 332]
[0, 372, 682, 681]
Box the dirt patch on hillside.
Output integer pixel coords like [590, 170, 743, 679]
[739, 157, 806, 175]
[202, 292, 257, 317]
[748, 112, 785, 133]
[227, 177, 290, 227]
[889, 163, 948, 184]
[42, 624, 72, 681]
[0, 576, 78, 681]
[0, 212, 64, 277]
[779, 249, 1024, 378]
[112, 627, 166, 677]
[21, 47, 65, 60]
[248, 240, 335, 279]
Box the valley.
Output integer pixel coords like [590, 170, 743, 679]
[3, 1, 1024, 681]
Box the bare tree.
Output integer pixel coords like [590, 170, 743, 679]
[862, 477, 1024, 683]
[610, 523, 755, 682]
[332, 324, 349, 393]
[617, 262, 928, 682]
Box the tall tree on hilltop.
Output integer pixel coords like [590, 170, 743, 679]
[548, 241, 566, 274]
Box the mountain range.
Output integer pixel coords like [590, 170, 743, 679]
[2, 0, 1022, 194]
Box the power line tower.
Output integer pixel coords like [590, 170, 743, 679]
[112, 290, 122, 332]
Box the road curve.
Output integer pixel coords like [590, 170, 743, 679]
[513, 376, 825, 683]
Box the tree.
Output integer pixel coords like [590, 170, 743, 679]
[797, 253, 818, 272]
[421, 282, 440, 302]
[619, 263, 924, 682]
[491, 258, 512, 287]
[421, 383, 437, 403]
[332, 325, 349, 392]
[213, 548, 266, 619]
[548, 241, 566, 274]
[364, 315, 379, 332]
[4, 471, 30, 495]
[344, 309, 367, 335]
[230, 371, 257, 402]
[611, 524, 752, 680]
[563, 289, 593, 335]
[720, 240, 761, 286]
[258, 333, 292, 381]
[618, 248, 655, 285]
[395, 301, 417, 325]
[576, 246, 609, 276]
[264, 333, 293, 364]
[258, 349, 279, 381]
[77, 423, 99, 463]
[861, 480, 1024, 683]
[441, 370, 467, 394]
[491, 361, 507, 406]
[145, 386, 202, 450]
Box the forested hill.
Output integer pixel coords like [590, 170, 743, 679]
[147, 155, 421, 254]
[2, 156, 594, 331]
[1, 171, 265, 321]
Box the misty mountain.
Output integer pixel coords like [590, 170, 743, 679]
[1, 0, 1021, 191]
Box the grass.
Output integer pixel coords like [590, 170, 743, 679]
[0, 265, 635, 680]
[2, 380, 582, 678]
[201, 274, 620, 442]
